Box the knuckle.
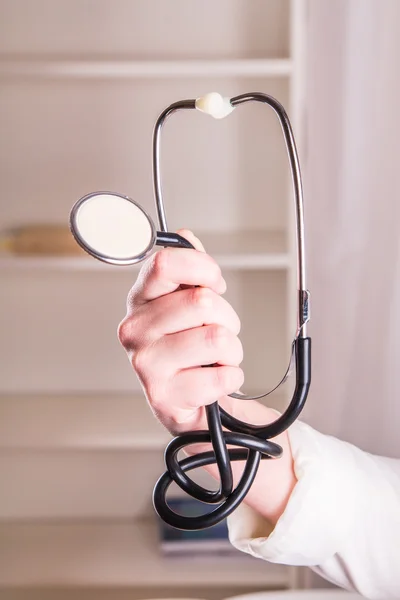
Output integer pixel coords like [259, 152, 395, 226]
[117, 315, 142, 350]
[146, 378, 171, 417]
[117, 317, 132, 348]
[131, 347, 149, 377]
[146, 382, 163, 411]
[149, 392, 163, 415]
[131, 348, 168, 411]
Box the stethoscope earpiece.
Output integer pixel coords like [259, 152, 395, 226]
[69, 92, 311, 531]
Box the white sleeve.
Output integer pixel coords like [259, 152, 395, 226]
[227, 419, 400, 599]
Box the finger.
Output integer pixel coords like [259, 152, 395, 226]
[176, 229, 206, 253]
[129, 246, 226, 308]
[175, 230, 207, 292]
[147, 325, 243, 373]
[164, 366, 244, 420]
[123, 287, 240, 349]
[149, 287, 241, 336]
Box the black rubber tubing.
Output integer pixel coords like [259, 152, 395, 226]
[152, 234, 311, 530]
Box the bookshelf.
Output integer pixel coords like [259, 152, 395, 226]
[0, 0, 308, 596]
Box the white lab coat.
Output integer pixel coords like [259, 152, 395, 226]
[228, 420, 400, 599]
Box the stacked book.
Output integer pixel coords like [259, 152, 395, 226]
[157, 497, 241, 556]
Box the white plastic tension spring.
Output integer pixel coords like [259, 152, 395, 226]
[195, 92, 235, 119]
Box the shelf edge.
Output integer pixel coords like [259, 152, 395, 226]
[0, 58, 293, 79]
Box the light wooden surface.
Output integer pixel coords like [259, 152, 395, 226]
[0, 519, 288, 587]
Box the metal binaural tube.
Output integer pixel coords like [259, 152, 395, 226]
[152, 92, 309, 337]
[230, 93, 308, 337]
[152, 100, 196, 233]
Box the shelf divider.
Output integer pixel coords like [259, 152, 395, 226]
[0, 518, 290, 587]
[0, 230, 290, 271]
[0, 58, 292, 79]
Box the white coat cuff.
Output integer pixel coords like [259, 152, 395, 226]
[227, 419, 358, 566]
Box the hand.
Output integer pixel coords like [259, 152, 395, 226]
[118, 229, 243, 433]
[118, 229, 296, 525]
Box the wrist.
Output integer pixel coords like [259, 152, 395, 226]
[224, 397, 296, 525]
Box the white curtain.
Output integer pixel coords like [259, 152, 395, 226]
[301, 0, 400, 587]
[303, 0, 400, 457]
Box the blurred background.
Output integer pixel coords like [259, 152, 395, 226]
[0, 0, 399, 598]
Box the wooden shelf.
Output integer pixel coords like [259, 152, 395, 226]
[0, 231, 290, 272]
[0, 393, 170, 451]
[0, 391, 288, 451]
[0, 392, 289, 522]
[0, 254, 290, 271]
[0, 0, 305, 594]
[0, 58, 292, 79]
[0, 519, 289, 587]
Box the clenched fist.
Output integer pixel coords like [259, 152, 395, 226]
[118, 229, 296, 525]
[118, 229, 244, 431]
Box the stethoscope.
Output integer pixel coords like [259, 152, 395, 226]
[69, 92, 311, 531]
